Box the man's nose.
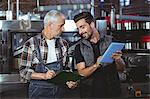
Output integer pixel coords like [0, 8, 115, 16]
[79, 29, 83, 35]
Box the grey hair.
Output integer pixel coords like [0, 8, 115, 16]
[44, 10, 64, 26]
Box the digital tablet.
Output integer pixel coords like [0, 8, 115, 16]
[99, 42, 125, 63]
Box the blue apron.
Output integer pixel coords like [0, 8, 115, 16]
[28, 37, 65, 99]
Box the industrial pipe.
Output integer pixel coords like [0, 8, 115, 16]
[116, 15, 150, 22]
[91, 0, 94, 17]
[36, 0, 40, 11]
[110, 6, 116, 30]
[16, 0, 19, 20]
[38, 4, 91, 11]
[6, 0, 12, 20]
[8, 0, 10, 10]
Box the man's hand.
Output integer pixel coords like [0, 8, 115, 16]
[66, 81, 78, 89]
[111, 51, 122, 60]
[111, 51, 126, 72]
[31, 70, 56, 80]
[95, 56, 102, 68]
[44, 70, 56, 80]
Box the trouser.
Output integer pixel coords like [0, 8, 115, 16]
[28, 59, 64, 99]
[80, 83, 93, 98]
[28, 80, 64, 99]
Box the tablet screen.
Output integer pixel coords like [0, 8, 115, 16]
[99, 42, 125, 63]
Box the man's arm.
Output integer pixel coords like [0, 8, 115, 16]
[112, 51, 126, 72]
[115, 58, 126, 71]
[75, 45, 101, 77]
[31, 70, 56, 80]
[19, 43, 34, 81]
[76, 61, 100, 77]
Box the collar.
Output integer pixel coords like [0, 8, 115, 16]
[98, 30, 105, 42]
[41, 32, 61, 42]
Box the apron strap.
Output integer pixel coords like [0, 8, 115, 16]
[34, 36, 44, 64]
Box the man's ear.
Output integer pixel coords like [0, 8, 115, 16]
[90, 22, 95, 28]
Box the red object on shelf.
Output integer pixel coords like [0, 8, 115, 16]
[105, 16, 136, 24]
[141, 36, 150, 42]
[105, 16, 110, 25]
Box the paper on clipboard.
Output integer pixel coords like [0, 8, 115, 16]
[99, 42, 125, 63]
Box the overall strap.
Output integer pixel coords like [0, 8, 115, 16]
[55, 38, 63, 59]
[34, 36, 44, 64]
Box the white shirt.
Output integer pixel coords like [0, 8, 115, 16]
[46, 39, 57, 63]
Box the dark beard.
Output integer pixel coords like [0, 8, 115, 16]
[81, 32, 92, 40]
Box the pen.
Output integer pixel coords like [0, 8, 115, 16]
[45, 66, 49, 71]
[45, 66, 61, 74]
[76, 79, 80, 83]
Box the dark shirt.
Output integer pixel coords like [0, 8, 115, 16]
[75, 41, 100, 64]
[74, 39, 121, 98]
[74, 40, 108, 97]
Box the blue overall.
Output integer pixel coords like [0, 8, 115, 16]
[28, 37, 65, 99]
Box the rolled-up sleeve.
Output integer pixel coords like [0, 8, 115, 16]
[19, 43, 34, 81]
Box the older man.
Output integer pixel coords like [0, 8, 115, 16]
[20, 10, 77, 99]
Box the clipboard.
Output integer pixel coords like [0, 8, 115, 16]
[47, 71, 82, 84]
[99, 42, 125, 63]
